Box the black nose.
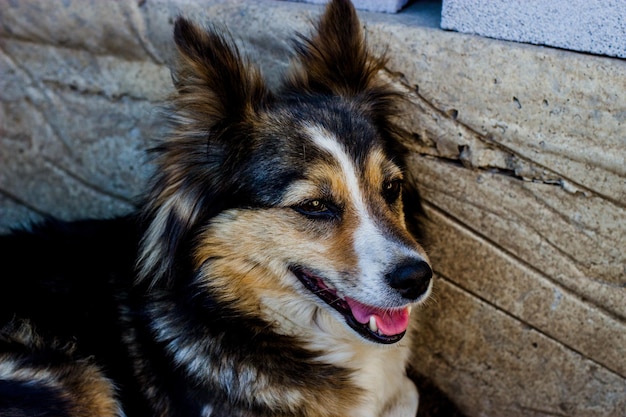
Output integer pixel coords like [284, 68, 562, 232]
[386, 260, 432, 300]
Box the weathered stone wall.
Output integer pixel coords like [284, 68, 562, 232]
[1, 1, 624, 416]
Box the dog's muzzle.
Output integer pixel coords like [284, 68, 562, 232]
[290, 261, 432, 344]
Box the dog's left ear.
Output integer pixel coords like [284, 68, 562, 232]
[287, 0, 387, 97]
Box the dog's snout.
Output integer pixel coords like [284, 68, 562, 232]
[386, 260, 432, 300]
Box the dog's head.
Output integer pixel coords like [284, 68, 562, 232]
[139, 0, 432, 345]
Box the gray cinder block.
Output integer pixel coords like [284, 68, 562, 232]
[441, 0, 626, 58]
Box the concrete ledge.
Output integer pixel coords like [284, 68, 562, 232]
[1, 1, 625, 416]
[441, 0, 626, 58]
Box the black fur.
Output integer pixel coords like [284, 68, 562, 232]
[0, 380, 72, 417]
[0, 1, 460, 416]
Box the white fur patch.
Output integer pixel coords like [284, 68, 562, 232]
[305, 125, 428, 306]
[301, 310, 419, 417]
[138, 189, 201, 286]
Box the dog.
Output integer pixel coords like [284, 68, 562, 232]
[0, 0, 433, 416]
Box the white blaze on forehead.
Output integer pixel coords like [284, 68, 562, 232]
[305, 125, 368, 217]
[305, 125, 415, 292]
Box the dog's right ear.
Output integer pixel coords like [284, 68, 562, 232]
[172, 17, 271, 128]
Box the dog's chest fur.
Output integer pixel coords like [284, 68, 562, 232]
[323, 335, 416, 417]
[267, 299, 417, 417]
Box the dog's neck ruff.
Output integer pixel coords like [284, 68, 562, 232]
[290, 267, 410, 344]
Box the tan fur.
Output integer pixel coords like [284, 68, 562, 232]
[62, 363, 122, 417]
[192, 207, 416, 417]
[0, 321, 122, 417]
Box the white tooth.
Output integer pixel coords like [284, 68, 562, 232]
[407, 306, 412, 315]
[368, 316, 378, 333]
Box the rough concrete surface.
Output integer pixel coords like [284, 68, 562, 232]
[441, 0, 626, 59]
[1, 1, 625, 416]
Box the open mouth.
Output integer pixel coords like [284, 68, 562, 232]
[289, 266, 411, 344]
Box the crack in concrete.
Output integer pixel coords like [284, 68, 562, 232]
[437, 271, 626, 381]
[41, 78, 152, 103]
[513, 404, 570, 417]
[42, 156, 135, 205]
[384, 69, 616, 205]
[1, 42, 75, 154]
[425, 199, 626, 322]
[120, 0, 165, 65]
[0, 189, 48, 218]
[425, 202, 626, 378]
[0, 33, 158, 64]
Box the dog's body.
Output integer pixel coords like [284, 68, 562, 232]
[0, 1, 433, 416]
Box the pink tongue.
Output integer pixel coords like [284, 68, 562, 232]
[345, 297, 410, 336]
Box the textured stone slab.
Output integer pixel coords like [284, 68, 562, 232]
[410, 154, 626, 373]
[1, 1, 624, 416]
[412, 152, 626, 313]
[366, 23, 626, 206]
[441, 0, 626, 59]
[0, 0, 171, 226]
[412, 275, 626, 417]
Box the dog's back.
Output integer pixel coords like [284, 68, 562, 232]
[0, 217, 141, 416]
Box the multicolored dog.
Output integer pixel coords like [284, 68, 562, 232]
[0, 0, 433, 415]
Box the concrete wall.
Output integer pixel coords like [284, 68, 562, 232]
[1, 1, 625, 416]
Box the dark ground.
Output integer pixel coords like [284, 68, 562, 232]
[410, 369, 467, 417]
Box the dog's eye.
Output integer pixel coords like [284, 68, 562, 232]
[294, 199, 338, 219]
[382, 179, 402, 203]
